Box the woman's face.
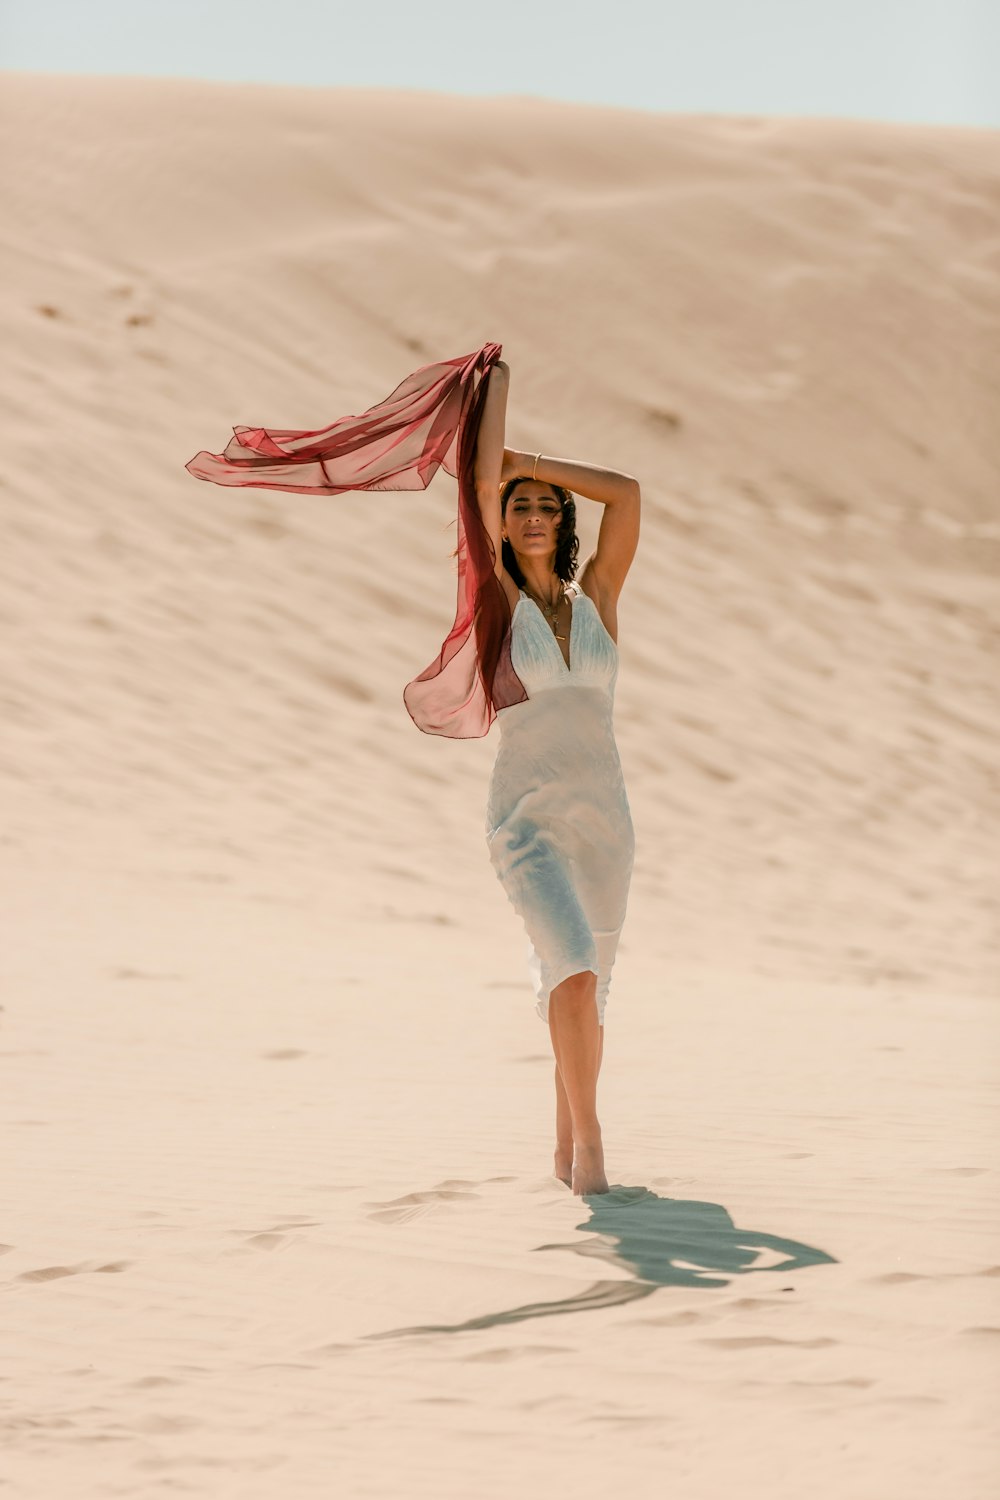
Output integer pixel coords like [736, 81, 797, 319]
[502, 483, 563, 562]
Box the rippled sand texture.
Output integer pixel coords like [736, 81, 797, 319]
[1, 74, 998, 1500]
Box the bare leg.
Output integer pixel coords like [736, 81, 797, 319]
[554, 1023, 603, 1186]
[553, 1065, 573, 1185]
[548, 971, 609, 1195]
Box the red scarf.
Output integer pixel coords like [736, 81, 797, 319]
[186, 341, 527, 737]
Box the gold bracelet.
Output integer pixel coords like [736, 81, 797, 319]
[532, 452, 540, 481]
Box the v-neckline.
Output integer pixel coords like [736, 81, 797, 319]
[519, 586, 576, 673]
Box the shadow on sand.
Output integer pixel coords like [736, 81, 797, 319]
[364, 1184, 838, 1339]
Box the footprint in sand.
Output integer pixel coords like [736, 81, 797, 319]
[113, 967, 183, 982]
[365, 1176, 517, 1224]
[868, 1270, 931, 1284]
[233, 1217, 323, 1249]
[366, 1186, 482, 1224]
[18, 1261, 130, 1281]
[244, 1233, 288, 1250]
[699, 1335, 838, 1349]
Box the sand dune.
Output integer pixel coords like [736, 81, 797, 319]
[1, 74, 998, 1498]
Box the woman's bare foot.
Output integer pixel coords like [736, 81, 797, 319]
[553, 1143, 573, 1187]
[572, 1138, 609, 1196]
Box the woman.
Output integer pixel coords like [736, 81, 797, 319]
[473, 360, 641, 1195]
[185, 340, 639, 1195]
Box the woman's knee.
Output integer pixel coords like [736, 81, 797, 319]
[549, 969, 598, 1011]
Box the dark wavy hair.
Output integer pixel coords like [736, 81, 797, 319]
[499, 479, 580, 586]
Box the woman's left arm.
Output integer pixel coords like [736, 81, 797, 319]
[506, 449, 641, 602]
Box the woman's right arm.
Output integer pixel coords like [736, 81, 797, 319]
[473, 361, 510, 578]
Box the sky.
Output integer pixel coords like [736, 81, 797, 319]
[3, 0, 998, 128]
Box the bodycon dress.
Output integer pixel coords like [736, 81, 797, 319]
[485, 579, 635, 1026]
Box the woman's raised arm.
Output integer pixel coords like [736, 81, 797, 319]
[473, 361, 510, 576]
[504, 449, 639, 508]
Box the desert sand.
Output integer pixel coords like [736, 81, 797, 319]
[1, 73, 998, 1497]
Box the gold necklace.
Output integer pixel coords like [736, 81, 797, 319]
[524, 578, 567, 641]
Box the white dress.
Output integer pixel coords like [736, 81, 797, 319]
[485, 579, 635, 1025]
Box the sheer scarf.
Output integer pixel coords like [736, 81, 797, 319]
[185, 341, 527, 737]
